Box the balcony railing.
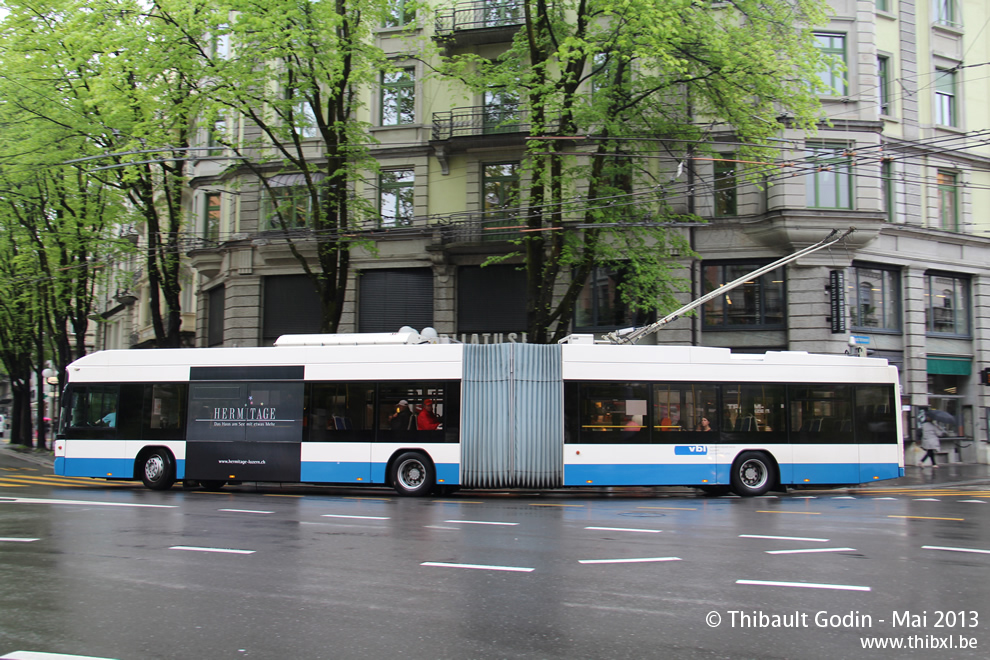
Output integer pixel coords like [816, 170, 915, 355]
[434, 0, 523, 37]
[431, 104, 566, 142]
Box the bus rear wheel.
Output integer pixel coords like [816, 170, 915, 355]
[730, 452, 776, 497]
[141, 449, 175, 491]
[391, 452, 435, 497]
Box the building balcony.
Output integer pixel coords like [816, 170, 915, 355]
[434, 1, 523, 49]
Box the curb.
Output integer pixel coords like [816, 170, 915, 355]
[1, 443, 55, 469]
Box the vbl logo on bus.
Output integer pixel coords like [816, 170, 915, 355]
[674, 445, 708, 455]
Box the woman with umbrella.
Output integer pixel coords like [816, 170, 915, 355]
[919, 413, 948, 468]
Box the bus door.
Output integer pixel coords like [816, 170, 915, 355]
[301, 383, 375, 484]
[186, 374, 304, 483]
[718, 383, 790, 484]
[653, 383, 717, 485]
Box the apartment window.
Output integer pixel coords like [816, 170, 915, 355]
[574, 266, 652, 331]
[806, 144, 852, 209]
[881, 159, 894, 221]
[934, 0, 958, 27]
[848, 265, 900, 332]
[266, 185, 317, 229]
[383, 0, 415, 27]
[203, 193, 221, 241]
[379, 169, 414, 227]
[877, 56, 891, 115]
[207, 119, 226, 157]
[483, 0, 520, 27]
[381, 68, 415, 125]
[875, 0, 889, 10]
[207, 286, 225, 347]
[936, 171, 958, 231]
[714, 156, 737, 216]
[292, 98, 318, 139]
[925, 273, 969, 336]
[483, 89, 520, 134]
[935, 68, 957, 127]
[814, 33, 847, 96]
[482, 162, 520, 240]
[702, 263, 785, 329]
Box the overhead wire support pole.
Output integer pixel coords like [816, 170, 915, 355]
[603, 227, 856, 345]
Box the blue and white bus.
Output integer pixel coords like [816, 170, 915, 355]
[55, 332, 903, 496]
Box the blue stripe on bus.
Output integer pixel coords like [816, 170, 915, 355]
[56, 457, 188, 481]
[58, 457, 135, 479]
[566, 462, 902, 487]
[564, 464, 717, 486]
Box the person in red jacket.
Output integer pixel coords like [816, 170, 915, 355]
[417, 399, 441, 430]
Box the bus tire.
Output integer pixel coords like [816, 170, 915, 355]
[730, 451, 776, 497]
[391, 452, 435, 497]
[199, 480, 226, 491]
[141, 449, 175, 491]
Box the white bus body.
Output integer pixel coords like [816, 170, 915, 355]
[55, 339, 902, 496]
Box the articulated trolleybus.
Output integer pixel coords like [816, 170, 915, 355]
[55, 331, 903, 496]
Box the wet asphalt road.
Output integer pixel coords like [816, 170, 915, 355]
[2, 449, 989, 660]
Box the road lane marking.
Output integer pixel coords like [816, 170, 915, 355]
[444, 519, 518, 526]
[756, 510, 821, 515]
[1, 652, 120, 659]
[740, 534, 829, 542]
[889, 515, 964, 521]
[169, 546, 255, 555]
[0, 537, 40, 543]
[737, 579, 870, 592]
[528, 503, 584, 508]
[960, 500, 987, 503]
[344, 497, 392, 502]
[579, 557, 681, 564]
[0, 496, 176, 508]
[872, 497, 897, 500]
[832, 496, 856, 499]
[923, 545, 990, 555]
[766, 547, 856, 555]
[321, 514, 390, 520]
[913, 498, 941, 501]
[422, 562, 533, 572]
[585, 526, 661, 534]
[218, 509, 274, 514]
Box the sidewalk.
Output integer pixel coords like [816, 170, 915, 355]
[1, 439, 55, 469]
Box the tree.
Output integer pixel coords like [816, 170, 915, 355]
[439, 0, 831, 342]
[0, 0, 203, 349]
[155, 0, 395, 332]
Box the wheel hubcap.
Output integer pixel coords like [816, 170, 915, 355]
[740, 460, 767, 488]
[145, 456, 164, 482]
[399, 460, 424, 489]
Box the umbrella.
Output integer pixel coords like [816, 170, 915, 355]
[927, 409, 956, 425]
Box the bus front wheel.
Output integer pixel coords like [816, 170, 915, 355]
[391, 452, 435, 497]
[141, 449, 176, 491]
[730, 452, 776, 497]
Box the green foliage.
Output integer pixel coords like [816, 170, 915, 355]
[439, 0, 831, 342]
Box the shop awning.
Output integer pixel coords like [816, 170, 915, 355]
[927, 356, 971, 376]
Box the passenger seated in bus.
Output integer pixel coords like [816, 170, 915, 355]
[417, 399, 441, 431]
[101, 411, 116, 428]
[622, 415, 644, 440]
[695, 417, 712, 432]
[389, 399, 414, 431]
